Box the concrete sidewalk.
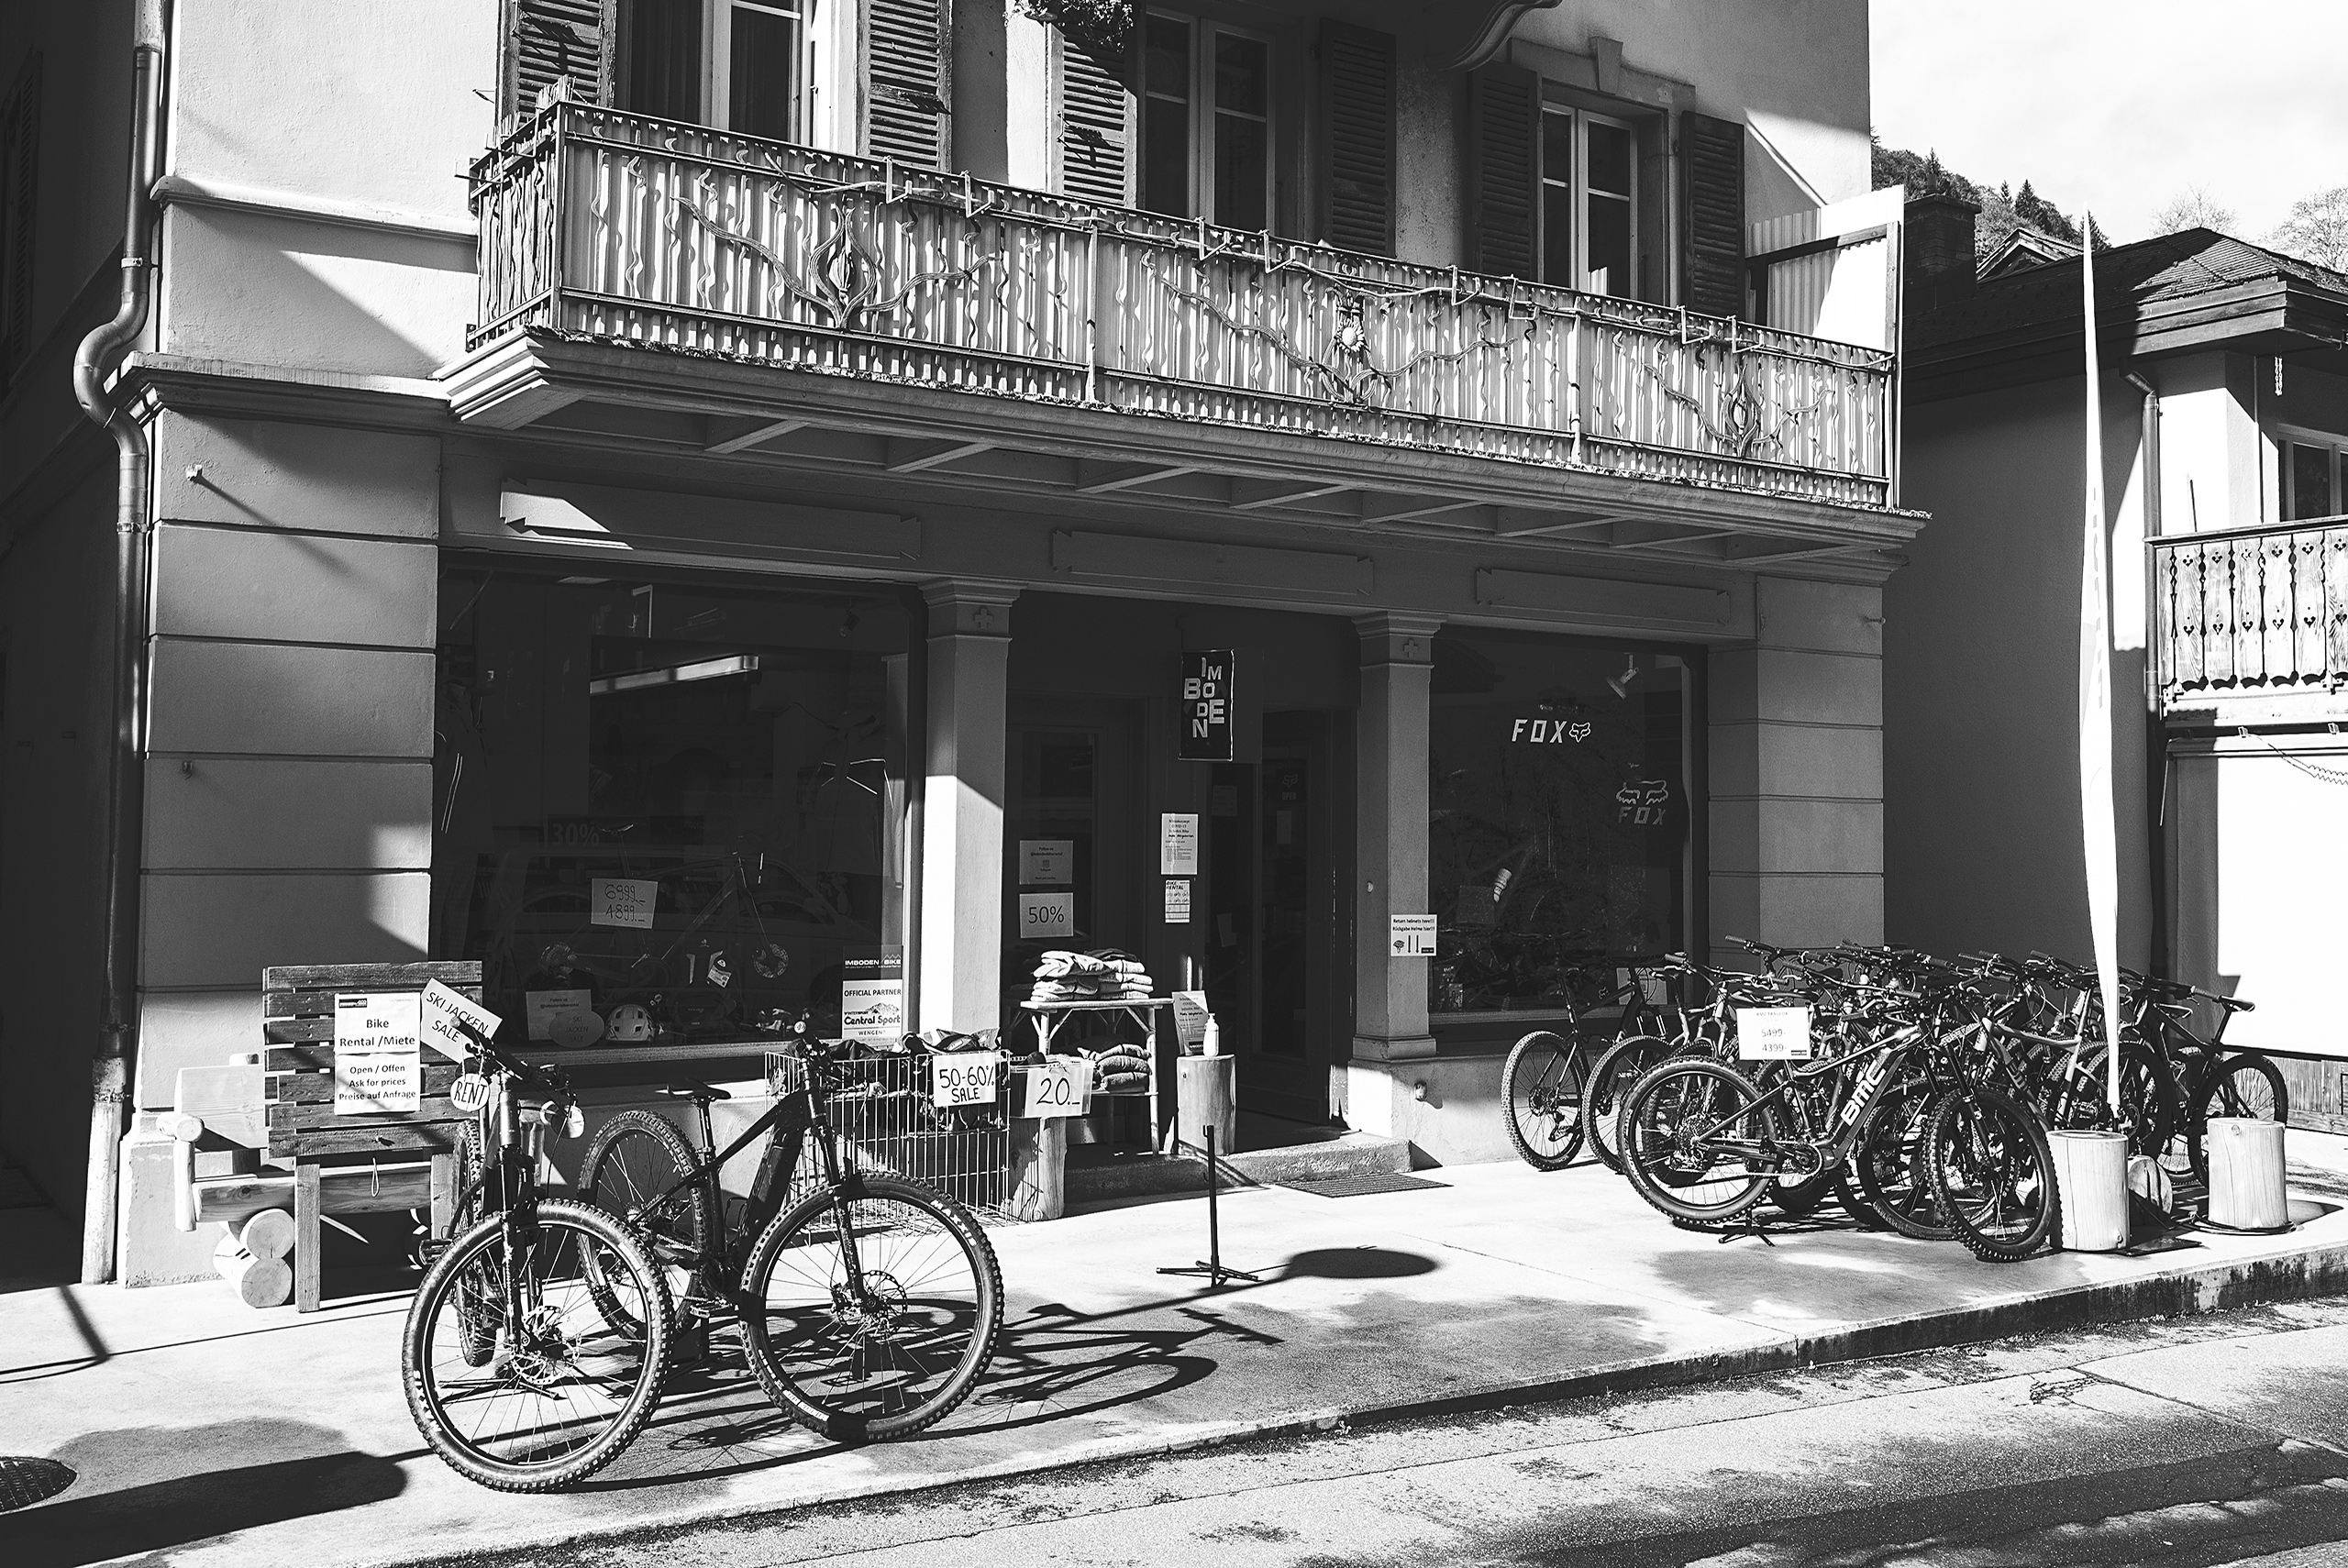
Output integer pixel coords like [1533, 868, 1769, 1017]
[9, 1141, 2348, 1568]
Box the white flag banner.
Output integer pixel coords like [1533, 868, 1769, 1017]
[2078, 215, 2125, 1110]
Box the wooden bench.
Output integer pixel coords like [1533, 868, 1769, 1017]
[174, 961, 481, 1310]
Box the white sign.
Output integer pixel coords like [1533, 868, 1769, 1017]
[1164, 878, 1191, 924]
[526, 988, 596, 1043]
[1019, 839, 1074, 885]
[1019, 891, 1076, 942]
[590, 878, 659, 929]
[1160, 812, 1199, 875]
[1737, 1006, 1814, 1061]
[449, 1073, 491, 1114]
[420, 979, 502, 1063]
[1171, 990, 1210, 1050]
[841, 977, 905, 1044]
[932, 1051, 1003, 1109]
[1389, 914, 1438, 957]
[335, 991, 422, 1114]
[1021, 1058, 1089, 1119]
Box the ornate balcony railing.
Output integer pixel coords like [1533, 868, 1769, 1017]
[470, 104, 1896, 509]
[2154, 519, 2348, 711]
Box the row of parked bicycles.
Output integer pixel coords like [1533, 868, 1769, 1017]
[1500, 941, 2287, 1262]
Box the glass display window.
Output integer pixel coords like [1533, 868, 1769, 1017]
[1427, 630, 1692, 1017]
[433, 567, 913, 1045]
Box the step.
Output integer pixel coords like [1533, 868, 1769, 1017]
[1064, 1132, 1411, 1209]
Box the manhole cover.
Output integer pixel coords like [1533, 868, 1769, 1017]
[0, 1456, 75, 1511]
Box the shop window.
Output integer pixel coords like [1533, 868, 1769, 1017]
[2280, 434, 2348, 522]
[432, 568, 912, 1044]
[1427, 631, 1690, 1017]
[1140, 9, 1272, 231]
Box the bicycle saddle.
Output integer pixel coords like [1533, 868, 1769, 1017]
[657, 1081, 731, 1102]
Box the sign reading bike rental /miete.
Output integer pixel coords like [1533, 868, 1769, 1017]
[335, 991, 423, 1114]
[1179, 650, 1235, 762]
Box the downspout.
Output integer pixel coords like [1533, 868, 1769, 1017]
[71, 4, 167, 1286]
[2126, 371, 2165, 980]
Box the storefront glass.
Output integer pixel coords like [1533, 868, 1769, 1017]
[432, 567, 913, 1044]
[1427, 630, 1691, 1016]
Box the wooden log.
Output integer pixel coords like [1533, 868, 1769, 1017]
[2049, 1130, 2129, 1253]
[1176, 1055, 1237, 1156]
[294, 1163, 322, 1313]
[240, 1207, 297, 1260]
[215, 1234, 294, 1309]
[429, 1153, 457, 1242]
[190, 1164, 435, 1225]
[1007, 1115, 1067, 1222]
[2207, 1116, 2290, 1230]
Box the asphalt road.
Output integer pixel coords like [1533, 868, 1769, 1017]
[437, 1299, 2348, 1568]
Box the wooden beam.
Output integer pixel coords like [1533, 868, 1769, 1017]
[888, 437, 996, 474]
[1076, 462, 1199, 495]
[1359, 496, 1487, 525]
[1609, 526, 1740, 550]
[1232, 480, 1356, 513]
[705, 416, 812, 455]
[1495, 513, 1631, 539]
[1724, 539, 1878, 566]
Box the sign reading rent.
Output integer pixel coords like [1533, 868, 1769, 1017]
[1736, 1006, 1813, 1061]
[335, 991, 423, 1114]
[590, 878, 659, 929]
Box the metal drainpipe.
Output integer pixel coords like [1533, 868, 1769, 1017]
[71, 8, 166, 1286]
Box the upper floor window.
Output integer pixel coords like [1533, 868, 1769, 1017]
[2281, 434, 2348, 522]
[1540, 105, 1634, 295]
[1140, 11, 1271, 232]
[619, 0, 815, 141]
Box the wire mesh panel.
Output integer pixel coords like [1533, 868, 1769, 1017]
[764, 1049, 1016, 1220]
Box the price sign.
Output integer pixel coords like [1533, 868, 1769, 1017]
[590, 878, 659, 929]
[1736, 1006, 1813, 1061]
[1020, 1058, 1088, 1119]
[420, 979, 501, 1062]
[932, 1051, 1004, 1109]
[1019, 892, 1075, 941]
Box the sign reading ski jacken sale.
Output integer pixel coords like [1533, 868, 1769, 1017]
[1179, 650, 1235, 761]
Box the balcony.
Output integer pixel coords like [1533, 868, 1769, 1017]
[457, 104, 1907, 565]
[2154, 518, 2348, 720]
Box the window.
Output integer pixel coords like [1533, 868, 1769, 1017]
[2281, 436, 2347, 522]
[620, 0, 813, 140]
[1141, 11, 1271, 231]
[1540, 105, 1635, 295]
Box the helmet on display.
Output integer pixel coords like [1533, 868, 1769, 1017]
[605, 1003, 656, 1043]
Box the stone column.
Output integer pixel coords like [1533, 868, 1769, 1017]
[917, 580, 1019, 1033]
[1350, 613, 1443, 1060]
[1709, 576, 1886, 961]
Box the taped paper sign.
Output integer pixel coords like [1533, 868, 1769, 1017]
[1736, 1006, 1813, 1061]
[1019, 1058, 1088, 1120]
[526, 988, 595, 1043]
[1019, 839, 1073, 885]
[1163, 878, 1191, 923]
[1171, 990, 1210, 1050]
[335, 991, 422, 1114]
[1389, 914, 1437, 957]
[1019, 892, 1076, 942]
[840, 970, 904, 1046]
[590, 878, 659, 929]
[1160, 813, 1199, 875]
[421, 979, 501, 1062]
[932, 1051, 1003, 1109]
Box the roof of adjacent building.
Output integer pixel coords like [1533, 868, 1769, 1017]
[1977, 227, 2082, 281]
[1908, 228, 2348, 402]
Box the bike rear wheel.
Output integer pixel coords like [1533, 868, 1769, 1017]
[578, 1109, 714, 1334]
[2186, 1052, 2288, 1180]
[740, 1176, 1003, 1442]
[1587, 1036, 1670, 1174]
[403, 1199, 672, 1491]
[1619, 1059, 1778, 1227]
[1501, 1031, 1586, 1170]
[1925, 1086, 2058, 1263]
[1853, 1077, 1955, 1241]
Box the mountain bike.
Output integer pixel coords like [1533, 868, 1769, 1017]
[403, 1032, 672, 1490]
[577, 1037, 1003, 1442]
[1500, 961, 1670, 1170]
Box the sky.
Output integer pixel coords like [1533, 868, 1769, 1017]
[1868, 0, 2348, 244]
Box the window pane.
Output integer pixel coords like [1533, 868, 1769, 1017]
[1143, 95, 1191, 215]
[623, 0, 703, 120]
[1146, 16, 1191, 100]
[730, 6, 800, 140]
[1214, 111, 1267, 230]
[1543, 182, 1574, 286]
[1213, 32, 1268, 118]
[1587, 118, 1634, 196]
[1541, 111, 1573, 187]
[2289, 442, 2334, 521]
[1586, 192, 1631, 295]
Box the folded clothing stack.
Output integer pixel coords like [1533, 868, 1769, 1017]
[1030, 949, 1157, 1003]
[1091, 1043, 1152, 1094]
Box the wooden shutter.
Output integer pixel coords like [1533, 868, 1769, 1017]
[500, 0, 615, 118]
[1, 56, 37, 372]
[1680, 111, 1745, 318]
[863, 0, 953, 170]
[1053, 29, 1135, 206]
[1464, 63, 1537, 279]
[1317, 22, 1394, 255]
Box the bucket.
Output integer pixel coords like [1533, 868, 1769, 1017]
[2204, 1116, 2290, 1231]
[2048, 1129, 2130, 1252]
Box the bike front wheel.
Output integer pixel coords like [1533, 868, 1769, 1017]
[1925, 1086, 2058, 1263]
[578, 1109, 715, 1333]
[740, 1176, 1003, 1442]
[1619, 1059, 1778, 1226]
[1501, 1031, 1586, 1170]
[403, 1199, 672, 1491]
[1586, 1035, 1671, 1174]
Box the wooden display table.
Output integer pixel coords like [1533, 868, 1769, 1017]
[1022, 998, 1175, 1153]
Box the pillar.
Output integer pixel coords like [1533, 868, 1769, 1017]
[1350, 613, 1442, 1060]
[918, 580, 1019, 1033]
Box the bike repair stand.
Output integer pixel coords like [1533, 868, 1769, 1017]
[1157, 1124, 1260, 1288]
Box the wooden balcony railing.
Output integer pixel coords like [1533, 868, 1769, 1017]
[470, 104, 1896, 509]
[2154, 518, 2348, 711]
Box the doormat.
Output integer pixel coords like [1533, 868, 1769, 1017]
[1279, 1173, 1449, 1198]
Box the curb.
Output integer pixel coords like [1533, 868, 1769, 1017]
[360, 1230, 2348, 1568]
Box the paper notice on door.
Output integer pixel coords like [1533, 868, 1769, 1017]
[1019, 838, 1074, 885]
[1388, 914, 1438, 957]
[335, 991, 422, 1114]
[1019, 892, 1076, 943]
[1171, 990, 1210, 1049]
[1164, 878, 1191, 923]
[590, 878, 658, 929]
[1159, 813, 1199, 875]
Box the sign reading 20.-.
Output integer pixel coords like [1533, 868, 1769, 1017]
[1180, 650, 1235, 763]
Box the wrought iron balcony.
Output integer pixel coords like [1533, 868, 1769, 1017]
[2154, 518, 2348, 716]
[468, 103, 1896, 513]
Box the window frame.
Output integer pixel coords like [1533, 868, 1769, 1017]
[2276, 426, 2348, 524]
[1537, 101, 1639, 297]
[709, 0, 811, 141]
[1140, 7, 1277, 232]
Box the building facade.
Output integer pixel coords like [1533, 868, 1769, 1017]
[0, 0, 1911, 1283]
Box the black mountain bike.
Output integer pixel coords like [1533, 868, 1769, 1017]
[403, 1033, 673, 1490]
[578, 1037, 1003, 1442]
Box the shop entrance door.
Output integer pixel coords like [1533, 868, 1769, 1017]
[1001, 699, 1142, 1032]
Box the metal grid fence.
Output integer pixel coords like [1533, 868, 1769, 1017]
[764, 1049, 1018, 1220]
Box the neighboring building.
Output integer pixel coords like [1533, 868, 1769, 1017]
[1891, 205, 2348, 1124]
[1, 0, 1913, 1283]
